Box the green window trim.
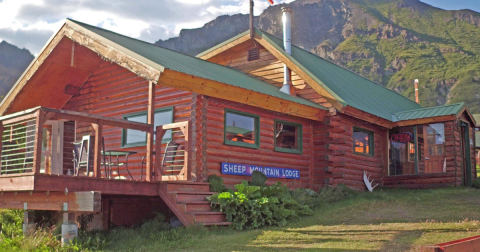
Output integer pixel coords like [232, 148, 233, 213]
[274, 119, 303, 154]
[353, 126, 374, 156]
[224, 109, 260, 149]
[121, 107, 174, 148]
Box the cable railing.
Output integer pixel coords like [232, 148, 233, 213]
[1, 118, 37, 175]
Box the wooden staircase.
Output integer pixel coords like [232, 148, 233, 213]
[158, 181, 231, 226]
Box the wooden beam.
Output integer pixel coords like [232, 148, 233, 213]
[32, 111, 44, 174]
[0, 174, 35, 191]
[146, 81, 155, 182]
[0, 191, 101, 212]
[158, 69, 327, 121]
[0, 123, 3, 174]
[64, 84, 81, 96]
[92, 121, 103, 178]
[42, 108, 150, 131]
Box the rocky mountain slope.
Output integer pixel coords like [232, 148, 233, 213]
[156, 0, 480, 113]
[0, 41, 34, 99]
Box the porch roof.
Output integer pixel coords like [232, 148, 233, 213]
[392, 102, 469, 122]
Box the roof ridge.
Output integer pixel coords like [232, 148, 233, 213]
[67, 18, 211, 61]
[256, 28, 420, 108]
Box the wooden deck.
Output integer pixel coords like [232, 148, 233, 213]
[0, 173, 161, 196]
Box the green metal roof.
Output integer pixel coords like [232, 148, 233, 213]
[66, 19, 325, 110]
[392, 102, 465, 122]
[198, 29, 423, 121]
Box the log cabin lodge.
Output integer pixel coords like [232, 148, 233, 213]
[0, 16, 477, 230]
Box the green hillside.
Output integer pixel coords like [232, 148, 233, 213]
[331, 0, 480, 112]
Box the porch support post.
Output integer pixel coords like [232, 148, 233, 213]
[61, 212, 78, 246]
[32, 110, 44, 174]
[22, 210, 35, 235]
[0, 123, 3, 174]
[92, 121, 103, 178]
[414, 126, 418, 174]
[146, 81, 155, 182]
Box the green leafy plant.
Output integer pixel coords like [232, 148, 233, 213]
[208, 179, 315, 230]
[207, 174, 227, 193]
[248, 171, 267, 187]
[318, 184, 357, 203]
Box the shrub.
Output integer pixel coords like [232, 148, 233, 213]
[248, 171, 267, 187]
[318, 184, 357, 203]
[0, 209, 23, 238]
[207, 174, 228, 193]
[473, 178, 480, 189]
[208, 180, 314, 230]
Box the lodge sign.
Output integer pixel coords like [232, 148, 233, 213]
[221, 162, 300, 179]
[390, 132, 412, 143]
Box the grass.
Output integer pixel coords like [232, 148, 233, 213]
[98, 188, 480, 251]
[3, 187, 480, 251]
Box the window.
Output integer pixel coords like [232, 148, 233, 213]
[426, 123, 445, 156]
[353, 127, 374, 156]
[122, 107, 173, 147]
[274, 120, 302, 154]
[224, 109, 259, 149]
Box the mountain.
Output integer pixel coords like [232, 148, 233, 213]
[155, 0, 480, 113]
[0, 41, 34, 99]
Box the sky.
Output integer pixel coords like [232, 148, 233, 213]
[0, 0, 479, 55]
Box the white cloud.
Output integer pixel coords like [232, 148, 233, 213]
[0, 0, 294, 55]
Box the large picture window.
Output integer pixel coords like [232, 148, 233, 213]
[122, 107, 173, 147]
[353, 127, 374, 156]
[224, 109, 259, 149]
[274, 120, 302, 154]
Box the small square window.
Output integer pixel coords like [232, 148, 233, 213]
[353, 127, 374, 156]
[122, 107, 173, 148]
[224, 109, 259, 149]
[275, 120, 302, 154]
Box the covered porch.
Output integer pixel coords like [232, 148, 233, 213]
[0, 106, 193, 194]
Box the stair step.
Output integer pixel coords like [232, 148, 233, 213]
[193, 213, 226, 223]
[166, 182, 210, 192]
[184, 202, 212, 212]
[175, 193, 212, 203]
[203, 222, 232, 226]
[169, 191, 216, 195]
[186, 212, 224, 215]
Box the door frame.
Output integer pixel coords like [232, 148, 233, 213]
[43, 120, 64, 175]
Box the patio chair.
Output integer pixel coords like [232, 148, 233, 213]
[72, 135, 108, 177]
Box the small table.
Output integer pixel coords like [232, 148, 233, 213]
[102, 150, 137, 180]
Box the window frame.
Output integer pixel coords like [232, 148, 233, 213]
[224, 109, 260, 149]
[353, 127, 374, 156]
[274, 119, 303, 154]
[121, 106, 174, 148]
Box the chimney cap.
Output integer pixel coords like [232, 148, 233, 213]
[281, 7, 292, 12]
[414, 79, 419, 83]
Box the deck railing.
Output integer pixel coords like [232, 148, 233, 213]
[0, 107, 192, 182]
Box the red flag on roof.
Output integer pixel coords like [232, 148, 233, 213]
[267, 0, 274, 4]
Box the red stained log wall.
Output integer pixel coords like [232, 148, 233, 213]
[62, 61, 195, 180]
[203, 96, 320, 189]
